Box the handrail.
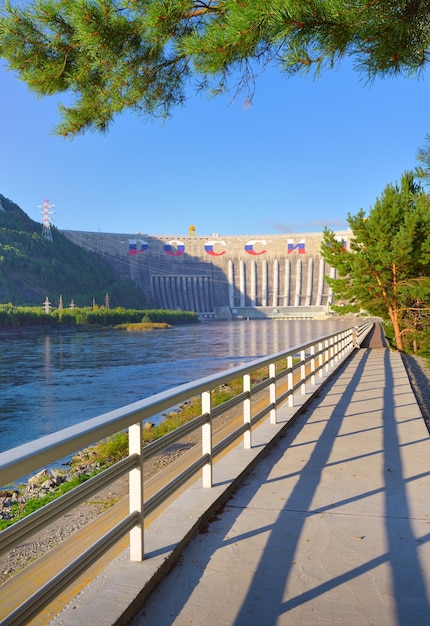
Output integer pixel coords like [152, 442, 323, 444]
[0, 453, 138, 555]
[0, 325, 364, 485]
[355, 319, 375, 346]
[0, 321, 374, 625]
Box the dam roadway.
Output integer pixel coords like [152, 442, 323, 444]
[60, 230, 347, 314]
[35, 327, 430, 625]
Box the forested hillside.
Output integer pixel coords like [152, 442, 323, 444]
[0, 195, 146, 307]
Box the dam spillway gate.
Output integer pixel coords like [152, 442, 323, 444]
[61, 231, 349, 317]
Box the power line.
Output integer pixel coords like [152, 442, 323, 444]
[38, 199, 55, 242]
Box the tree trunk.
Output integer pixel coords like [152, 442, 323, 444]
[390, 312, 403, 350]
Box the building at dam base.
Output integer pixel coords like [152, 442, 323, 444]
[61, 230, 350, 318]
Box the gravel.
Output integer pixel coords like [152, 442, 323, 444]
[0, 447, 193, 585]
[401, 352, 430, 434]
[1, 350, 429, 586]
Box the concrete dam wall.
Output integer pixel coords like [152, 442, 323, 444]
[61, 230, 350, 318]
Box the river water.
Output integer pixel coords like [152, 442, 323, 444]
[0, 319, 354, 453]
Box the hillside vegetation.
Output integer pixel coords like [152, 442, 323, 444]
[0, 304, 198, 328]
[0, 194, 146, 307]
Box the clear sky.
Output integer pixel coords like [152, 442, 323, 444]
[1, 57, 429, 237]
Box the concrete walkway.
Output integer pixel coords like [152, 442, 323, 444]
[131, 348, 430, 626]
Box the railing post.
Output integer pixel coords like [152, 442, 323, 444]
[310, 345, 316, 385]
[287, 355, 294, 407]
[318, 341, 323, 378]
[335, 334, 340, 363]
[129, 421, 144, 561]
[243, 373, 251, 448]
[269, 362, 276, 424]
[202, 390, 212, 488]
[341, 331, 347, 356]
[300, 349, 306, 395]
[346, 329, 351, 353]
[353, 325, 358, 348]
[324, 339, 329, 373]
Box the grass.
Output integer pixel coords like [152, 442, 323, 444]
[0, 475, 91, 530]
[0, 357, 293, 529]
[90, 357, 291, 455]
[114, 322, 172, 331]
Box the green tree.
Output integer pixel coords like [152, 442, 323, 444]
[0, 195, 148, 307]
[416, 133, 430, 183]
[1, 0, 429, 136]
[321, 172, 430, 352]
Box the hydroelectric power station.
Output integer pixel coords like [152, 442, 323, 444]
[61, 230, 350, 319]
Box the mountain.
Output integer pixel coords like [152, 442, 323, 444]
[0, 195, 147, 308]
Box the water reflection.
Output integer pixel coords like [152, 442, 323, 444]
[0, 319, 354, 451]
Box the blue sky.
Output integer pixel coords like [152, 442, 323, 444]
[1, 57, 429, 237]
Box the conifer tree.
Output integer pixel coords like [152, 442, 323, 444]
[321, 172, 430, 352]
[416, 134, 430, 183]
[0, 0, 429, 136]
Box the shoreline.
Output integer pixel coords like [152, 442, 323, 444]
[0, 437, 200, 584]
[1, 349, 429, 586]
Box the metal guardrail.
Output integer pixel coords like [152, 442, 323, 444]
[0, 321, 374, 624]
[354, 319, 375, 346]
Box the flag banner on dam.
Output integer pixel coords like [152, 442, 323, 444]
[128, 239, 148, 254]
[62, 231, 349, 316]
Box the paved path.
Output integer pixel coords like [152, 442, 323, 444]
[131, 347, 430, 626]
[360, 322, 388, 348]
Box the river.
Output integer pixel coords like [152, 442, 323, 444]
[0, 319, 355, 453]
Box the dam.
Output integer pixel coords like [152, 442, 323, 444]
[61, 230, 350, 318]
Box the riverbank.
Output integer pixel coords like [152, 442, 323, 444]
[1, 348, 429, 586]
[0, 404, 231, 584]
[0, 437, 201, 584]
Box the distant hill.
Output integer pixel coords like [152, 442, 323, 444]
[0, 195, 147, 308]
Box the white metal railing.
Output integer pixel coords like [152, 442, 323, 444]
[0, 321, 373, 624]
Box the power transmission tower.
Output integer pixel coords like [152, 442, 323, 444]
[38, 198, 55, 241]
[43, 296, 52, 313]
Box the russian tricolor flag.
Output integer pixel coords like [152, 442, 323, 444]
[205, 240, 227, 256]
[287, 239, 306, 254]
[128, 239, 148, 254]
[164, 240, 185, 256]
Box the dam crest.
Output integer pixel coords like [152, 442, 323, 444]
[61, 230, 349, 318]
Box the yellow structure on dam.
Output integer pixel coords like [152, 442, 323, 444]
[61, 230, 350, 318]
